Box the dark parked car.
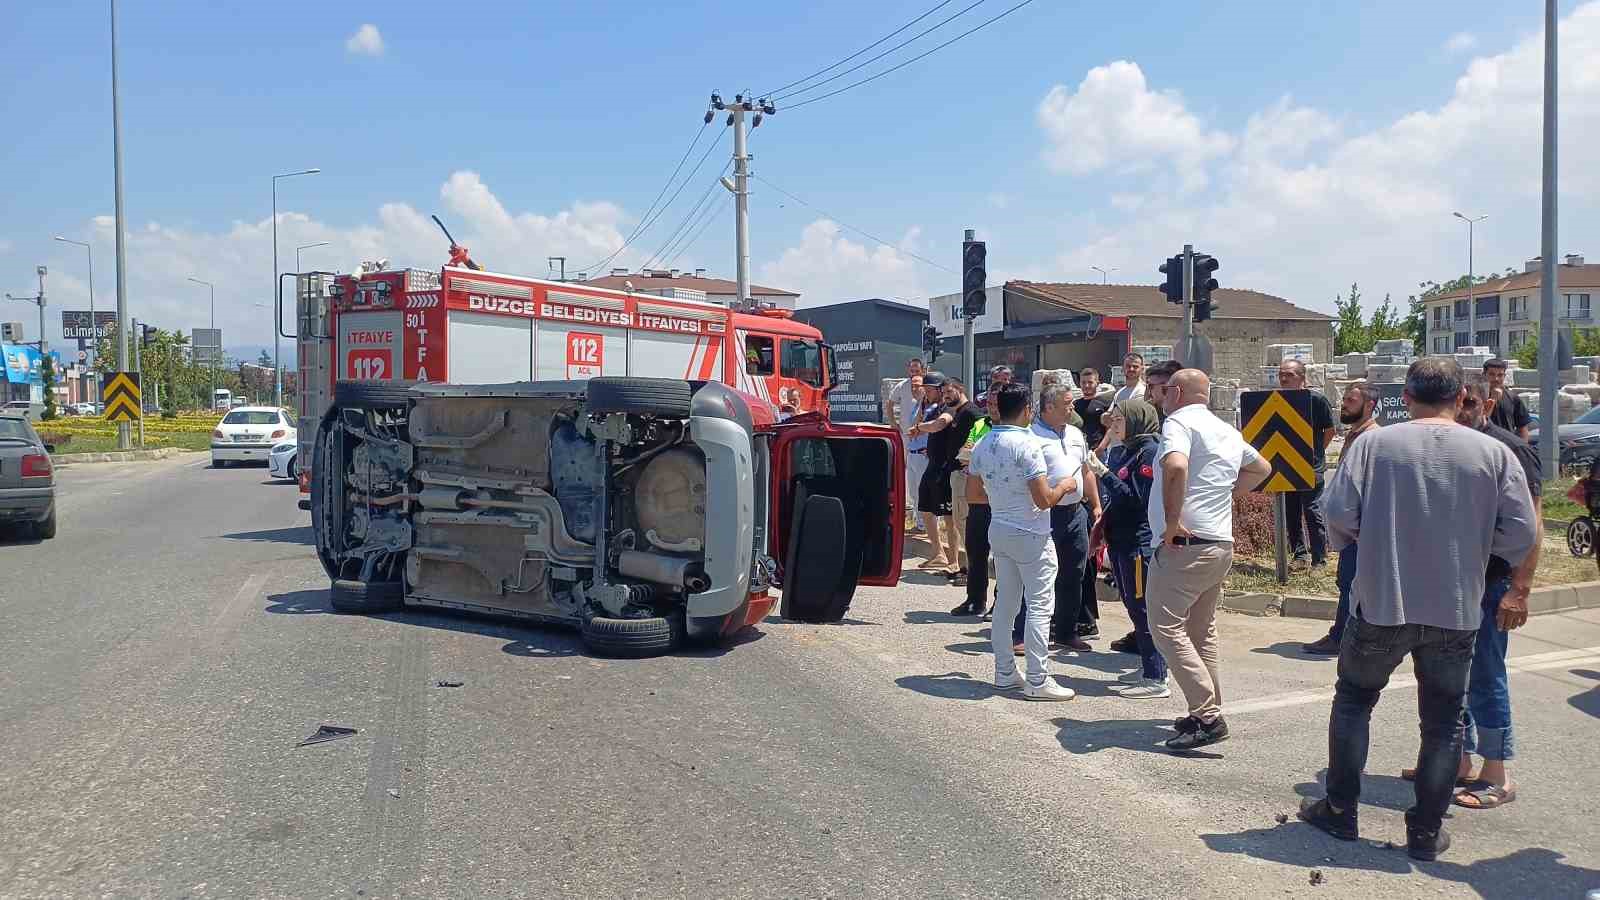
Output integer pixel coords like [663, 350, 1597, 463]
[0, 414, 56, 539]
[1529, 404, 1600, 467]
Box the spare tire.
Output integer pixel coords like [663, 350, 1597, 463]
[334, 379, 415, 409]
[581, 612, 684, 658]
[586, 378, 692, 417]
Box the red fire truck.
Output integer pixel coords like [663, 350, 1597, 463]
[290, 263, 837, 493]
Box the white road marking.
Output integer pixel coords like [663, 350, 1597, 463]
[1227, 645, 1600, 716]
[202, 571, 269, 652]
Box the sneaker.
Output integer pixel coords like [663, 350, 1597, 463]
[1404, 809, 1452, 861]
[994, 670, 1023, 690]
[1023, 678, 1077, 701]
[1058, 638, 1092, 653]
[1117, 670, 1145, 685]
[1118, 679, 1172, 699]
[1076, 623, 1100, 639]
[981, 606, 994, 622]
[1298, 797, 1359, 841]
[1109, 632, 1139, 654]
[1173, 715, 1200, 734]
[1303, 634, 1341, 656]
[1165, 716, 1229, 751]
[948, 601, 981, 616]
[949, 570, 969, 587]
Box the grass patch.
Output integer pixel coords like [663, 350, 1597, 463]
[38, 428, 211, 453]
[1542, 476, 1584, 523]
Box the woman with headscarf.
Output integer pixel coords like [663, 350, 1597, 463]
[1094, 399, 1169, 698]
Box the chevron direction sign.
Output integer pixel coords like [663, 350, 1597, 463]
[102, 371, 142, 422]
[1239, 389, 1315, 492]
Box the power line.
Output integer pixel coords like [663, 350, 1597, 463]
[664, 192, 731, 269]
[641, 160, 732, 271]
[775, 0, 988, 101]
[760, 0, 957, 99]
[752, 173, 957, 274]
[784, 0, 1038, 111]
[575, 122, 719, 275]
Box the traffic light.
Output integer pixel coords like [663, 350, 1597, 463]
[1158, 255, 1183, 304]
[962, 240, 987, 318]
[922, 324, 941, 362]
[1193, 254, 1220, 322]
[141, 324, 158, 347]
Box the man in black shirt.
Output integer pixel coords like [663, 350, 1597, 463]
[1484, 359, 1531, 439]
[911, 378, 983, 576]
[1277, 359, 1336, 569]
[1450, 383, 1537, 811]
[1075, 366, 1111, 449]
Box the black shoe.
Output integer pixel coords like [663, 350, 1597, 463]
[1303, 634, 1341, 656]
[1110, 632, 1139, 654]
[1076, 623, 1100, 639]
[980, 606, 994, 622]
[1173, 715, 1201, 734]
[949, 601, 980, 616]
[1405, 809, 1452, 861]
[1165, 716, 1229, 751]
[1297, 797, 1358, 841]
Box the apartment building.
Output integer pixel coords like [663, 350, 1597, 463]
[1423, 254, 1600, 355]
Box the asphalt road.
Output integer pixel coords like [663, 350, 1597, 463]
[2, 454, 1598, 899]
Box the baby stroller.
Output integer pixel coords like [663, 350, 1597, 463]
[1565, 458, 1600, 564]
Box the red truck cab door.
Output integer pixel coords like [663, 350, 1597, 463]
[767, 416, 904, 622]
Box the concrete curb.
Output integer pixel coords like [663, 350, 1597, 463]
[51, 447, 195, 466]
[1223, 581, 1600, 620]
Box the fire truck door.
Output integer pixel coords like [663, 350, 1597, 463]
[338, 312, 403, 383]
[534, 323, 627, 381]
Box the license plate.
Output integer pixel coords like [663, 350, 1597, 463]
[235, 434, 260, 442]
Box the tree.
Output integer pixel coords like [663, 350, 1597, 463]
[1518, 329, 1600, 369]
[1369, 293, 1406, 342]
[39, 354, 58, 420]
[1402, 293, 1427, 356]
[1333, 283, 1370, 355]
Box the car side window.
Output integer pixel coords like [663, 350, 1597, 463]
[745, 336, 775, 376]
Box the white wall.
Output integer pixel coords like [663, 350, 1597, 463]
[929, 285, 1003, 338]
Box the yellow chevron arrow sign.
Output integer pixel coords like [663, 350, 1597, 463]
[1240, 388, 1316, 493]
[102, 371, 142, 422]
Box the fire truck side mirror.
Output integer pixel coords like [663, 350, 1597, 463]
[821, 342, 839, 393]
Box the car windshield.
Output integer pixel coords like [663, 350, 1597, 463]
[1576, 406, 1600, 426]
[0, 418, 36, 441]
[222, 411, 280, 426]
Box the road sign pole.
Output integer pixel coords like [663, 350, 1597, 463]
[1273, 493, 1289, 585]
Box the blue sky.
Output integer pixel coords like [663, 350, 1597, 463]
[2, 0, 1595, 349]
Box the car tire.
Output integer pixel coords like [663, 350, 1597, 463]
[329, 578, 403, 614]
[585, 377, 693, 417]
[286, 455, 297, 480]
[213, 458, 229, 469]
[580, 611, 684, 658]
[334, 379, 415, 410]
[1567, 516, 1595, 558]
[35, 509, 56, 540]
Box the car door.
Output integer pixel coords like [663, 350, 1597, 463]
[767, 416, 904, 622]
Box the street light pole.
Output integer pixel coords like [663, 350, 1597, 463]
[295, 241, 329, 274]
[1538, 0, 1559, 477]
[188, 277, 215, 412]
[55, 235, 96, 402]
[272, 168, 320, 408]
[1453, 212, 1487, 336]
[1091, 266, 1116, 284]
[111, 0, 131, 449]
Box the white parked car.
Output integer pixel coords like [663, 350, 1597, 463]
[211, 407, 296, 468]
[267, 441, 297, 481]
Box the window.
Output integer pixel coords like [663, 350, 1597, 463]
[744, 336, 774, 376]
[1454, 332, 1470, 349]
[1509, 330, 1530, 350]
[1454, 300, 1469, 319]
[1432, 336, 1451, 353]
[1474, 330, 1500, 350]
[781, 338, 824, 388]
[1566, 293, 1592, 319]
[1475, 296, 1500, 317]
[221, 410, 281, 425]
[1508, 296, 1528, 321]
[1432, 307, 1446, 328]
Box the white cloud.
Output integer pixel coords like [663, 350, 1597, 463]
[759, 219, 933, 308]
[41, 172, 628, 350]
[1037, 60, 1234, 189]
[1035, 2, 1600, 314]
[1445, 32, 1479, 53]
[345, 24, 384, 56]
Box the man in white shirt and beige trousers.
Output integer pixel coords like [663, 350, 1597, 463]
[1146, 369, 1271, 752]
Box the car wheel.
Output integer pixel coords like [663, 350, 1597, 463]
[334, 379, 415, 410]
[585, 377, 693, 417]
[1567, 516, 1595, 558]
[286, 455, 297, 480]
[329, 579, 404, 614]
[580, 611, 684, 658]
[35, 509, 56, 540]
[212, 457, 229, 469]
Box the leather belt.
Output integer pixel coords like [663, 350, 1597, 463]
[1171, 536, 1228, 546]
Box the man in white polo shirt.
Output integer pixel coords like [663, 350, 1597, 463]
[969, 383, 1079, 701]
[1148, 369, 1272, 751]
[886, 358, 928, 528]
[1028, 383, 1099, 652]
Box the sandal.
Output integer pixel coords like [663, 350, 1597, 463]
[1453, 784, 1517, 810]
[1401, 767, 1481, 787]
[919, 558, 952, 570]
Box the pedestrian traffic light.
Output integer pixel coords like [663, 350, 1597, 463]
[1158, 255, 1183, 304]
[922, 324, 941, 362]
[962, 240, 987, 318]
[140, 324, 158, 347]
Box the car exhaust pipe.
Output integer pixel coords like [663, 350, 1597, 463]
[617, 550, 711, 593]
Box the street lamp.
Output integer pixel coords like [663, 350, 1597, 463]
[272, 168, 320, 407]
[1091, 266, 1117, 284]
[1453, 211, 1488, 332]
[296, 241, 330, 274]
[54, 236, 96, 401]
[188, 276, 216, 411]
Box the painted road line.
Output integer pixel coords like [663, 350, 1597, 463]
[1227, 645, 1600, 716]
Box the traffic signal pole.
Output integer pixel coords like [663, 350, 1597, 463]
[1180, 244, 1195, 365]
[963, 228, 976, 392]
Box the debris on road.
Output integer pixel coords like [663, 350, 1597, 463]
[1309, 869, 1324, 886]
[435, 680, 464, 688]
[387, 789, 400, 799]
[296, 724, 358, 747]
[1274, 812, 1289, 824]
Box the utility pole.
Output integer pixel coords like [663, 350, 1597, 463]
[709, 92, 774, 310]
[1538, 0, 1559, 478]
[548, 257, 567, 282]
[111, 0, 131, 450]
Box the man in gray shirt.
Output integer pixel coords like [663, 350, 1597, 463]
[1297, 358, 1538, 862]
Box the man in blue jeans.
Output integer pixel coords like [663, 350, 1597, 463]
[1300, 359, 1537, 861]
[1303, 383, 1379, 656]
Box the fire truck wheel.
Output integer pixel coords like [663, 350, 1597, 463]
[585, 378, 693, 418]
[334, 379, 416, 410]
[329, 579, 404, 614]
[580, 611, 684, 658]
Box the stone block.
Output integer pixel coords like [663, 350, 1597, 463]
[1282, 595, 1338, 621]
[1222, 592, 1282, 616]
[1374, 338, 1412, 356]
[1367, 364, 1410, 383]
[1512, 368, 1542, 388]
[1333, 353, 1370, 377]
[1266, 344, 1314, 366]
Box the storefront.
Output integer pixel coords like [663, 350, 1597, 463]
[791, 298, 928, 423]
